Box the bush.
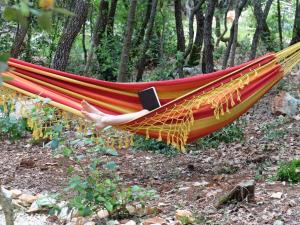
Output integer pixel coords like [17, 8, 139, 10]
[276, 160, 300, 183]
[60, 146, 156, 218]
[133, 135, 177, 155]
[0, 115, 28, 141]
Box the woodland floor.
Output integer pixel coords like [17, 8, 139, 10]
[0, 69, 299, 225]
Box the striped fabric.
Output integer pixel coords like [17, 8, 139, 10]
[1, 42, 300, 151]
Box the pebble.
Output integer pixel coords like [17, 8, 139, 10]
[97, 209, 109, 219]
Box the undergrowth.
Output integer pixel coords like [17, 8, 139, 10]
[195, 120, 244, 149]
[276, 159, 300, 183]
[133, 135, 178, 155]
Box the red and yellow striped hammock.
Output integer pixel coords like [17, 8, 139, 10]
[1, 43, 300, 151]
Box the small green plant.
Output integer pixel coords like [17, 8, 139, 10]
[262, 116, 290, 141]
[0, 115, 28, 141]
[195, 121, 244, 149]
[58, 145, 156, 218]
[276, 160, 300, 183]
[133, 135, 177, 155]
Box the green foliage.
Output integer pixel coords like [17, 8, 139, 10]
[133, 135, 177, 155]
[276, 160, 300, 183]
[195, 121, 244, 149]
[58, 145, 156, 218]
[262, 116, 290, 141]
[0, 112, 28, 141]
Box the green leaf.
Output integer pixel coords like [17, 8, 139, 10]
[37, 11, 52, 31]
[0, 53, 10, 62]
[3, 7, 18, 21]
[53, 7, 75, 16]
[104, 201, 114, 212]
[104, 161, 117, 170]
[20, 1, 30, 17]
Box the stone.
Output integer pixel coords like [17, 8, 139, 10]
[125, 204, 136, 215]
[270, 192, 283, 199]
[123, 220, 136, 225]
[19, 194, 38, 206]
[84, 222, 96, 225]
[10, 189, 22, 199]
[97, 209, 109, 219]
[192, 181, 209, 187]
[142, 217, 167, 225]
[271, 91, 300, 117]
[175, 210, 195, 224]
[169, 221, 183, 225]
[273, 220, 284, 225]
[106, 220, 120, 225]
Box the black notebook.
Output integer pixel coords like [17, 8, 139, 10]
[138, 87, 161, 111]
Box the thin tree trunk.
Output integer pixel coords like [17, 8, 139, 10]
[216, 0, 232, 47]
[136, 0, 158, 81]
[202, 0, 217, 73]
[223, 0, 247, 68]
[25, 18, 32, 62]
[52, 0, 89, 71]
[0, 184, 14, 225]
[290, 0, 300, 45]
[11, 22, 29, 58]
[229, 0, 248, 67]
[107, 0, 118, 36]
[136, 0, 152, 47]
[82, 22, 87, 64]
[118, 0, 138, 82]
[84, 0, 109, 73]
[277, 0, 283, 49]
[188, 0, 205, 66]
[174, 0, 185, 77]
[174, 0, 185, 52]
[249, 0, 273, 60]
[184, 0, 205, 65]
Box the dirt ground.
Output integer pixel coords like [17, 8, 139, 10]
[0, 70, 299, 225]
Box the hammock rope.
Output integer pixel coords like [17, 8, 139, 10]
[1, 42, 300, 151]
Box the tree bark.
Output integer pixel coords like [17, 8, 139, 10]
[290, 0, 300, 45]
[136, 0, 152, 47]
[277, 0, 283, 49]
[228, 0, 248, 67]
[249, 0, 273, 60]
[82, 22, 87, 64]
[136, 0, 158, 81]
[216, 0, 232, 47]
[202, 0, 217, 73]
[10, 22, 29, 58]
[0, 184, 14, 225]
[188, 0, 205, 66]
[107, 0, 118, 36]
[174, 0, 185, 52]
[84, 0, 109, 73]
[52, 0, 89, 71]
[118, 0, 138, 82]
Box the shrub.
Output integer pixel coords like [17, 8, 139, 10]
[276, 160, 300, 183]
[0, 115, 28, 141]
[133, 135, 177, 155]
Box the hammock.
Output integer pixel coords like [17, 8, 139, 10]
[1, 43, 300, 151]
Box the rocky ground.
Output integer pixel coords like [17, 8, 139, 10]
[0, 69, 299, 225]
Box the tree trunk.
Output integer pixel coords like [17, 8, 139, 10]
[136, 0, 152, 47]
[0, 184, 14, 225]
[82, 22, 87, 64]
[249, 0, 273, 60]
[118, 0, 138, 82]
[188, 0, 204, 66]
[290, 0, 300, 45]
[277, 0, 283, 49]
[216, 0, 232, 47]
[52, 0, 89, 71]
[202, 0, 217, 73]
[84, 0, 109, 73]
[228, 0, 248, 67]
[107, 0, 118, 36]
[136, 0, 158, 81]
[10, 22, 29, 58]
